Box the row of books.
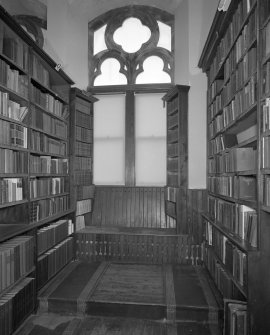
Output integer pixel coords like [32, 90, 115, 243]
[168, 142, 178, 157]
[37, 237, 73, 290]
[0, 235, 34, 294]
[30, 130, 67, 156]
[31, 106, 67, 139]
[208, 196, 257, 246]
[262, 20, 270, 58]
[261, 136, 270, 168]
[208, 175, 256, 200]
[165, 186, 177, 203]
[74, 156, 92, 171]
[75, 98, 91, 115]
[37, 219, 73, 256]
[208, 147, 256, 173]
[209, 2, 256, 83]
[0, 277, 35, 335]
[222, 74, 256, 111]
[1, 24, 29, 70]
[205, 221, 247, 290]
[74, 171, 92, 185]
[0, 177, 25, 204]
[226, 47, 257, 92]
[76, 215, 86, 232]
[76, 199, 92, 215]
[167, 113, 178, 129]
[75, 141, 92, 156]
[167, 157, 178, 172]
[167, 128, 178, 144]
[0, 91, 28, 122]
[263, 175, 270, 207]
[209, 134, 237, 156]
[204, 246, 245, 301]
[166, 96, 178, 115]
[0, 148, 28, 174]
[0, 119, 27, 149]
[209, 85, 256, 139]
[262, 98, 270, 133]
[261, 62, 270, 96]
[76, 126, 92, 143]
[208, 79, 223, 103]
[76, 185, 95, 201]
[30, 195, 69, 223]
[29, 176, 68, 199]
[30, 155, 68, 175]
[31, 52, 50, 88]
[76, 110, 92, 129]
[208, 93, 223, 121]
[166, 215, 176, 229]
[31, 84, 64, 118]
[0, 59, 28, 98]
[260, 0, 270, 25]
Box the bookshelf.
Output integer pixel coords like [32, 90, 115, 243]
[0, 5, 74, 334]
[70, 88, 97, 230]
[199, 0, 270, 333]
[162, 85, 189, 233]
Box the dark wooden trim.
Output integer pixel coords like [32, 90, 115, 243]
[88, 5, 174, 86]
[125, 91, 135, 186]
[88, 83, 172, 94]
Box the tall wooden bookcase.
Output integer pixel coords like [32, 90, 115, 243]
[0, 5, 74, 334]
[70, 88, 97, 229]
[162, 85, 189, 233]
[199, 0, 270, 333]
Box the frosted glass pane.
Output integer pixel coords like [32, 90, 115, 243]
[136, 139, 166, 186]
[135, 93, 166, 137]
[113, 17, 151, 53]
[94, 139, 125, 185]
[93, 25, 107, 55]
[94, 95, 125, 185]
[135, 93, 166, 186]
[157, 21, 171, 51]
[94, 95, 125, 137]
[136, 56, 171, 84]
[94, 58, 127, 86]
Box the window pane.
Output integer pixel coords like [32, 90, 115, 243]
[113, 17, 151, 53]
[135, 93, 166, 186]
[94, 25, 107, 55]
[94, 95, 125, 185]
[94, 58, 127, 86]
[136, 56, 171, 84]
[136, 139, 166, 186]
[157, 21, 171, 51]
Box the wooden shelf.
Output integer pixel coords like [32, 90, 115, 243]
[0, 51, 28, 74]
[29, 149, 66, 158]
[0, 199, 28, 209]
[31, 77, 68, 104]
[202, 213, 256, 252]
[30, 101, 68, 123]
[29, 125, 68, 142]
[205, 244, 248, 298]
[30, 192, 69, 202]
[0, 82, 28, 103]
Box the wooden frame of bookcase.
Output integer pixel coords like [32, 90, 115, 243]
[199, 0, 270, 333]
[0, 5, 75, 332]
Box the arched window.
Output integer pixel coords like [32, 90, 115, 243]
[89, 6, 174, 186]
[88, 6, 174, 86]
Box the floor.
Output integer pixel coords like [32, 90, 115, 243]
[15, 261, 222, 335]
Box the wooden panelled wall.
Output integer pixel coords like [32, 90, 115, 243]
[92, 186, 171, 229]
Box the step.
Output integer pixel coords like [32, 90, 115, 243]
[38, 261, 222, 325]
[15, 314, 222, 335]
